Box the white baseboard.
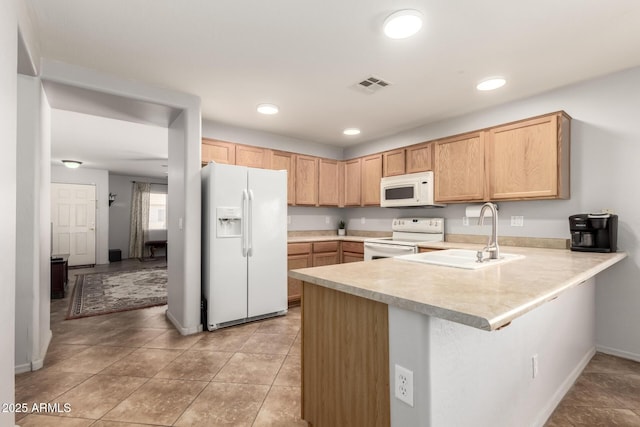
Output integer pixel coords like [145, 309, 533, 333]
[165, 309, 202, 335]
[15, 329, 53, 374]
[31, 329, 53, 371]
[596, 345, 640, 362]
[532, 346, 596, 427]
[14, 362, 31, 374]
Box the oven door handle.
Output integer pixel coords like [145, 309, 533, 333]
[364, 242, 416, 251]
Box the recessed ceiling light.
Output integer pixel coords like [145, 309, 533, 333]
[343, 128, 361, 136]
[383, 10, 423, 39]
[476, 77, 507, 91]
[257, 104, 279, 115]
[61, 160, 82, 169]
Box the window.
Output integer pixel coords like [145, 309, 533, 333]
[148, 192, 167, 230]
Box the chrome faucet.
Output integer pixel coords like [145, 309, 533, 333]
[477, 202, 499, 261]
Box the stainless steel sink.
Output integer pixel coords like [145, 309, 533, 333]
[395, 249, 524, 270]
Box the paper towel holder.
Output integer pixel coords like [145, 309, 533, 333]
[465, 203, 499, 218]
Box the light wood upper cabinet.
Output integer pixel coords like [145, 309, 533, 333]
[295, 155, 319, 206]
[406, 141, 433, 173]
[235, 144, 269, 168]
[318, 158, 340, 206]
[344, 158, 362, 207]
[382, 149, 406, 177]
[361, 154, 383, 206]
[487, 112, 570, 200]
[202, 138, 235, 165]
[434, 132, 486, 202]
[269, 150, 296, 205]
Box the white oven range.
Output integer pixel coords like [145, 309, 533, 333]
[364, 217, 444, 261]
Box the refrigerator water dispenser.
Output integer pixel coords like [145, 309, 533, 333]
[216, 207, 242, 237]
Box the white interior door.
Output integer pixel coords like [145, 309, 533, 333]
[51, 183, 96, 266]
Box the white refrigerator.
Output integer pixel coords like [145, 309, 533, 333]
[201, 162, 288, 330]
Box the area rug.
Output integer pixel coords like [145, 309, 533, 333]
[67, 267, 167, 319]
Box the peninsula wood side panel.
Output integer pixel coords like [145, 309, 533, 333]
[302, 282, 390, 427]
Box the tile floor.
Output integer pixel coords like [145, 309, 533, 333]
[14, 259, 640, 426]
[15, 259, 306, 427]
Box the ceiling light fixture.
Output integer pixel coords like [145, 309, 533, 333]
[476, 77, 507, 91]
[383, 10, 423, 39]
[343, 128, 361, 136]
[62, 160, 82, 169]
[257, 103, 279, 115]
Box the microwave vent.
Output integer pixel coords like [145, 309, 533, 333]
[351, 75, 392, 94]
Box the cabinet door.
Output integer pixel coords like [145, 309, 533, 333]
[361, 154, 382, 206]
[406, 142, 433, 173]
[434, 132, 485, 202]
[488, 113, 563, 200]
[295, 155, 319, 206]
[313, 252, 340, 266]
[318, 158, 340, 206]
[344, 158, 362, 206]
[236, 144, 268, 168]
[202, 138, 235, 165]
[288, 253, 312, 306]
[270, 150, 296, 205]
[342, 253, 364, 263]
[382, 149, 405, 177]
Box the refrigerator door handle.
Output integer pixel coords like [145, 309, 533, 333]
[242, 189, 249, 257]
[248, 189, 254, 256]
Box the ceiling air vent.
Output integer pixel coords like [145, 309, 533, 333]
[351, 76, 392, 94]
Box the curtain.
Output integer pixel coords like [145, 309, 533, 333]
[129, 182, 151, 258]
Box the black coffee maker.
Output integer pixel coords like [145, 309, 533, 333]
[569, 213, 618, 253]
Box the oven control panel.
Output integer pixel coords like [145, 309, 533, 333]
[392, 217, 444, 233]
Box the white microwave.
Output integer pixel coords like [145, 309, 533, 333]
[380, 171, 443, 207]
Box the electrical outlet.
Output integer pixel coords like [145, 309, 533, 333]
[462, 216, 469, 226]
[325, 216, 330, 224]
[394, 364, 414, 407]
[532, 354, 539, 379]
[510, 216, 524, 227]
[361, 217, 366, 224]
[287, 216, 291, 225]
[602, 208, 615, 214]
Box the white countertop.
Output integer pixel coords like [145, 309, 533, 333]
[288, 246, 627, 331]
[287, 235, 369, 243]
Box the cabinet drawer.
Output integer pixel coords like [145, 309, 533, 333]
[313, 241, 339, 253]
[341, 241, 364, 254]
[288, 242, 312, 255]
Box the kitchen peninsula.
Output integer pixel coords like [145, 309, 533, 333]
[289, 247, 626, 427]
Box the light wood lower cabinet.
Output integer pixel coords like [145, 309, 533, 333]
[287, 243, 312, 306]
[418, 247, 442, 253]
[341, 241, 364, 263]
[312, 241, 340, 266]
[302, 282, 390, 427]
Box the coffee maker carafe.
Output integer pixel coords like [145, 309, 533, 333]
[569, 213, 618, 253]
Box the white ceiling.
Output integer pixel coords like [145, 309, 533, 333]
[51, 109, 168, 178]
[28, 0, 640, 173]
